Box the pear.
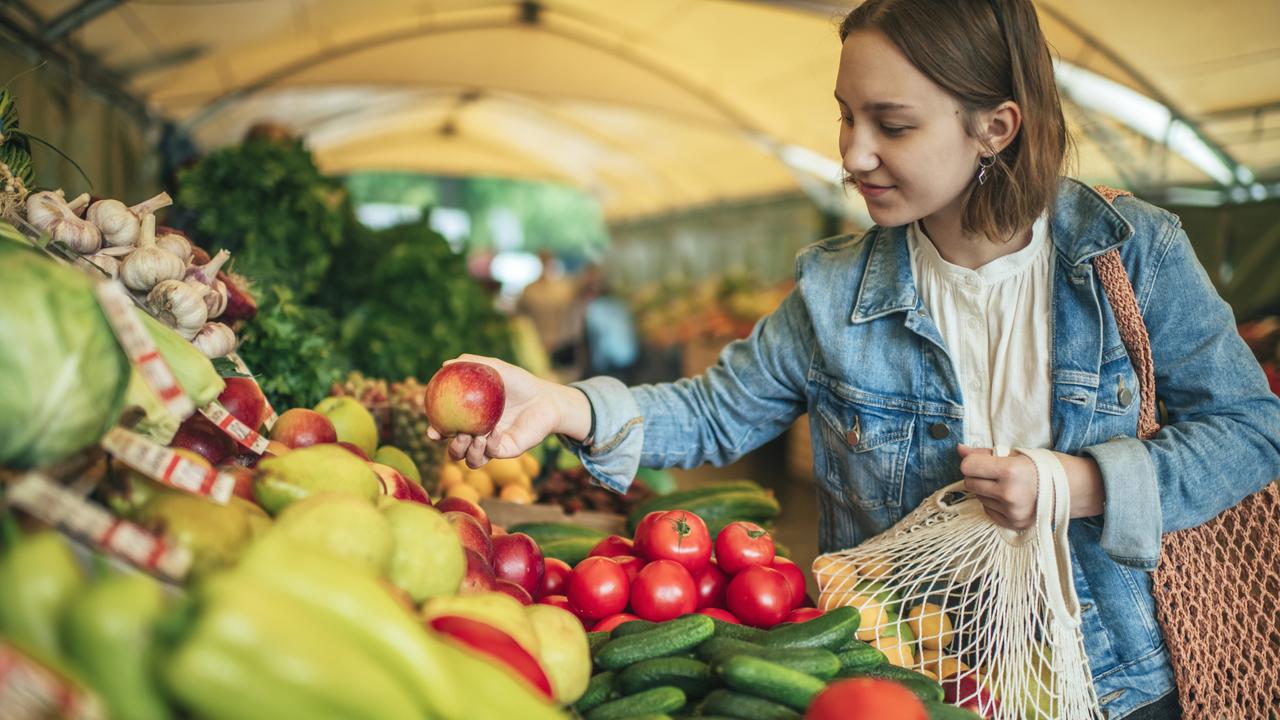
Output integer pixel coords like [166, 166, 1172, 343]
[382, 500, 465, 603]
[314, 396, 379, 456]
[253, 444, 380, 514]
[373, 445, 422, 485]
[266, 493, 393, 576]
[136, 492, 254, 577]
[525, 603, 591, 704]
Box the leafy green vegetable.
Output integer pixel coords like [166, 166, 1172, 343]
[0, 235, 130, 468]
[234, 285, 349, 410]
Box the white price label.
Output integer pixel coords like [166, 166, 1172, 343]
[101, 427, 235, 504]
[95, 281, 194, 419]
[200, 401, 270, 454]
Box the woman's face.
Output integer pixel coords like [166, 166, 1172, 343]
[835, 29, 985, 228]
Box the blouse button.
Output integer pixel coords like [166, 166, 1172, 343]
[929, 422, 951, 439]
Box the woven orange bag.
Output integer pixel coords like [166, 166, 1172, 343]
[1092, 186, 1280, 719]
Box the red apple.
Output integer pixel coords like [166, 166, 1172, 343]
[424, 362, 505, 436]
[538, 557, 573, 598]
[943, 672, 999, 719]
[370, 463, 431, 505]
[171, 415, 235, 466]
[217, 377, 267, 430]
[268, 408, 337, 449]
[446, 512, 493, 563]
[491, 533, 544, 596]
[460, 549, 497, 594]
[436, 496, 491, 534]
[337, 441, 371, 460]
[215, 464, 256, 502]
[495, 579, 534, 606]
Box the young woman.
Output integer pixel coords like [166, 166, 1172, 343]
[429, 1, 1280, 716]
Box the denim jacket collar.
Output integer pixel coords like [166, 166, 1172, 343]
[850, 178, 1135, 325]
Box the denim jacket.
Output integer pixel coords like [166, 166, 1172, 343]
[568, 178, 1280, 718]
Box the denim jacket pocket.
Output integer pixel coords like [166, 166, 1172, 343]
[1095, 347, 1139, 417]
[814, 389, 914, 511]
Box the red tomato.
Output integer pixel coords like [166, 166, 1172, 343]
[592, 612, 642, 633]
[692, 561, 728, 610]
[785, 607, 825, 624]
[770, 557, 808, 611]
[805, 678, 926, 720]
[699, 607, 741, 624]
[567, 557, 629, 621]
[633, 510, 711, 574]
[589, 535, 636, 559]
[539, 594, 573, 612]
[613, 555, 644, 585]
[538, 558, 572, 599]
[726, 565, 793, 628]
[630, 559, 698, 622]
[632, 511, 662, 543]
[714, 521, 776, 575]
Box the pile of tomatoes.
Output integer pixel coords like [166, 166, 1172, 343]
[537, 509, 817, 630]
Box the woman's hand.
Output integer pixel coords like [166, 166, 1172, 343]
[425, 355, 592, 468]
[958, 445, 1107, 529]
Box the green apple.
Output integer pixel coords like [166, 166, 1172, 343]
[373, 445, 422, 485]
[314, 396, 379, 456]
[267, 492, 393, 576]
[382, 500, 465, 603]
[525, 604, 591, 705]
[421, 592, 538, 657]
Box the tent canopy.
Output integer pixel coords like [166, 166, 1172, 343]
[19, 0, 1280, 220]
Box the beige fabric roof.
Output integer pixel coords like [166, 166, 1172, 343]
[33, 0, 1280, 220]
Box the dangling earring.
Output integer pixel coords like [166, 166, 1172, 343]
[976, 155, 995, 185]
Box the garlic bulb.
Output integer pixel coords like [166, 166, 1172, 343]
[88, 191, 173, 248]
[192, 322, 236, 359]
[25, 190, 101, 253]
[147, 278, 208, 340]
[157, 230, 194, 263]
[185, 249, 232, 318]
[119, 214, 184, 291]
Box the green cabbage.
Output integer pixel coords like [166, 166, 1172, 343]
[0, 236, 131, 468]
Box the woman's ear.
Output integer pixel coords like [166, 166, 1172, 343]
[980, 100, 1022, 155]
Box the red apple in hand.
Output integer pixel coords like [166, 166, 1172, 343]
[446, 511, 494, 563]
[370, 463, 431, 505]
[460, 549, 497, 594]
[491, 533, 544, 596]
[424, 362, 505, 436]
[436, 496, 491, 534]
[171, 415, 235, 466]
[268, 409, 337, 449]
[218, 377, 267, 430]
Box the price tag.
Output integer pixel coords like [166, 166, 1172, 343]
[100, 427, 235, 504]
[6, 474, 192, 582]
[95, 280, 194, 420]
[0, 641, 106, 720]
[228, 352, 278, 430]
[200, 400, 270, 454]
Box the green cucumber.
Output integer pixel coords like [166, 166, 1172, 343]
[596, 615, 717, 671]
[710, 618, 765, 643]
[626, 482, 769, 532]
[924, 700, 984, 720]
[575, 672, 619, 714]
[840, 665, 944, 702]
[697, 637, 840, 679]
[507, 522, 607, 545]
[586, 686, 686, 720]
[617, 657, 713, 698]
[761, 607, 859, 650]
[537, 536, 599, 566]
[835, 641, 887, 671]
[698, 688, 801, 720]
[612, 620, 659, 638]
[588, 631, 611, 654]
[713, 656, 826, 711]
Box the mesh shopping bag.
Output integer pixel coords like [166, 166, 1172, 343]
[813, 447, 1101, 719]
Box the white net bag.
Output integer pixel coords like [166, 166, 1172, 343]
[812, 447, 1101, 719]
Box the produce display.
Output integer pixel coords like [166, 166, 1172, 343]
[632, 272, 792, 349]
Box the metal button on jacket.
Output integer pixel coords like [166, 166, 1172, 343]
[929, 422, 950, 439]
[846, 416, 861, 446]
[1118, 387, 1134, 407]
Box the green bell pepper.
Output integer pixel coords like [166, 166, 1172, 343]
[0, 528, 85, 659]
[60, 571, 172, 720]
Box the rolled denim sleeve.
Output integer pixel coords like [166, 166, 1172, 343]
[1084, 217, 1280, 569]
[563, 280, 816, 494]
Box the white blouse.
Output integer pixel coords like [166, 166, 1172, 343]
[908, 213, 1054, 451]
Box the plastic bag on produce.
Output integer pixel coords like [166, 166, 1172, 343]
[813, 447, 1100, 720]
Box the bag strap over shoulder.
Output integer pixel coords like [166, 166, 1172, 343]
[1089, 186, 1161, 441]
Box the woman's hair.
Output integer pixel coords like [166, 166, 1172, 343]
[840, 0, 1071, 241]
